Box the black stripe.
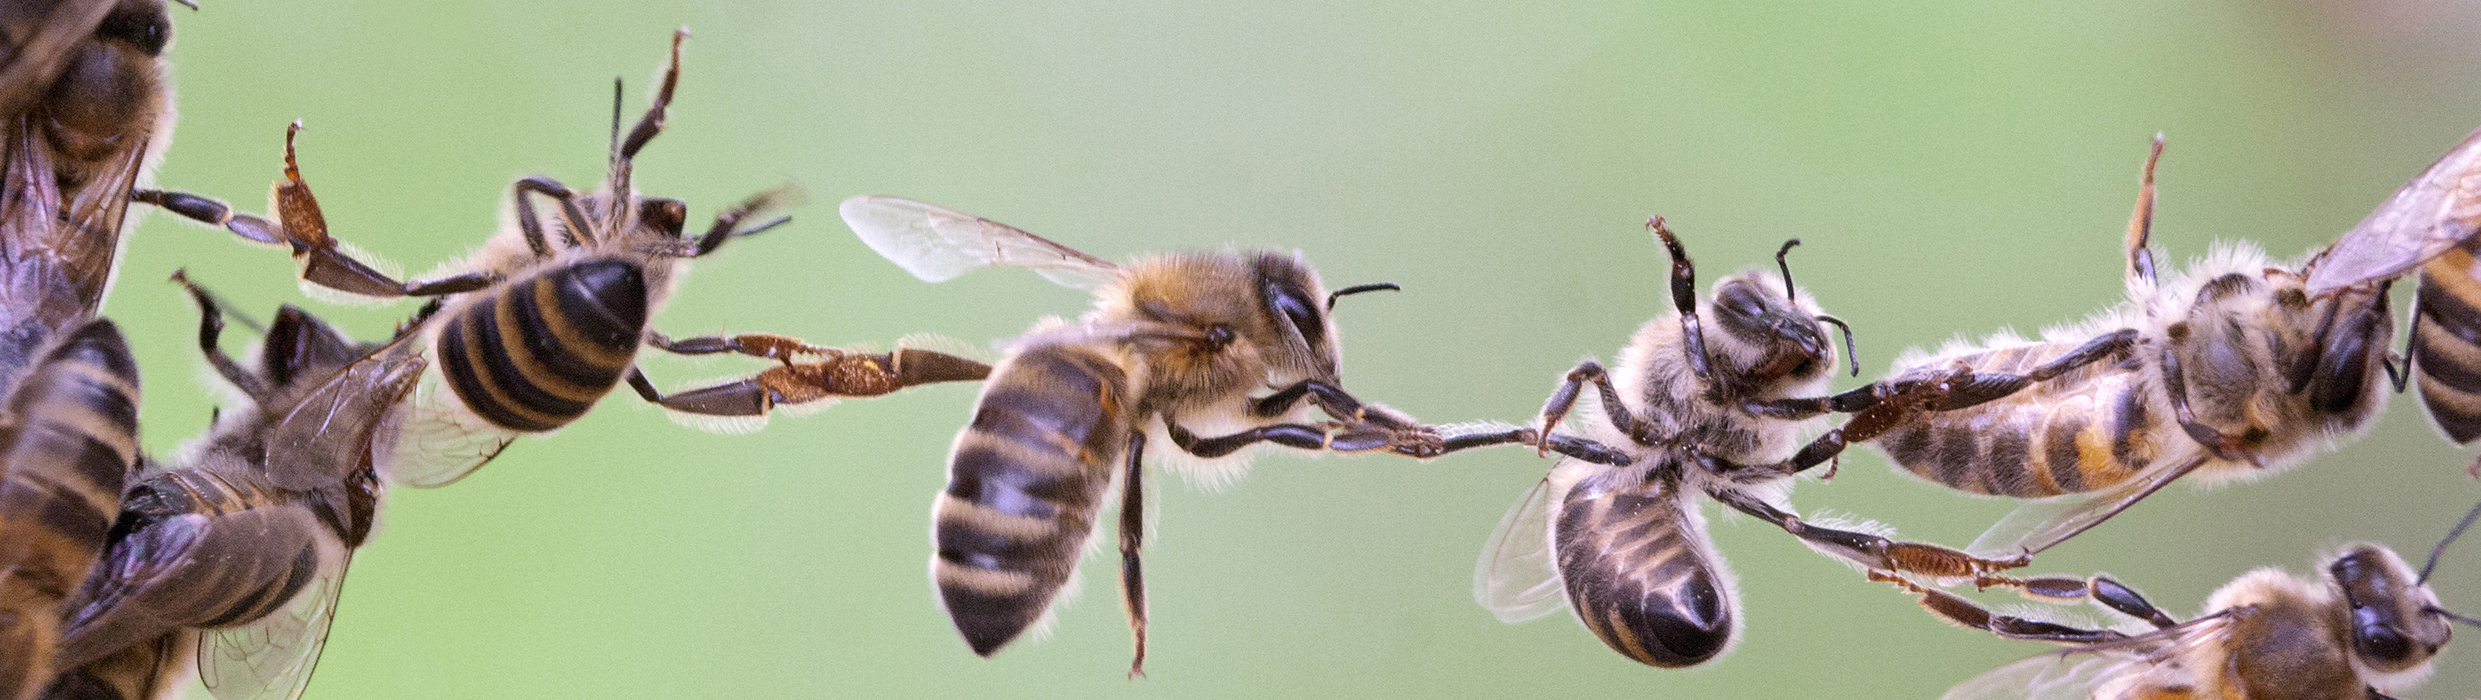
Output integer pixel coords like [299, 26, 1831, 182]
[2107, 386, 2150, 474]
[1932, 425, 1980, 494]
[1984, 429, 2033, 496]
[939, 584, 1049, 656]
[2044, 413, 2088, 493]
[531, 260, 646, 387]
[440, 295, 582, 432]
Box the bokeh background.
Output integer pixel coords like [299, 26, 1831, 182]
[96, 1, 2481, 698]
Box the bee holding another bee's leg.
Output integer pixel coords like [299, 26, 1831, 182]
[843, 195, 1445, 677]
[1889, 495, 2481, 700]
[131, 30, 992, 486]
[1438, 218, 2031, 668]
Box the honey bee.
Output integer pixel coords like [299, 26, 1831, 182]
[2299, 126, 2481, 456]
[45, 275, 424, 700]
[1464, 218, 2026, 668]
[1888, 498, 2481, 700]
[0, 0, 180, 384]
[1861, 137, 2398, 558]
[139, 31, 991, 486]
[0, 319, 140, 700]
[840, 194, 1440, 676]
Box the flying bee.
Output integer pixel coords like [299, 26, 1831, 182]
[1854, 137, 2397, 558]
[840, 194, 1442, 676]
[0, 319, 140, 700]
[2299, 125, 2481, 461]
[0, 0, 180, 386]
[1460, 219, 2028, 668]
[46, 275, 424, 700]
[139, 30, 991, 486]
[1888, 497, 2481, 700]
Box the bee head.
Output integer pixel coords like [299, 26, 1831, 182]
[1249, 252, 1344, 379]
[2331, 545, 2453, 675]
[1704, 270, 1839, 393]
[39, 0, 172, 161]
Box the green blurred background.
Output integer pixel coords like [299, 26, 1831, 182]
[96, 1, 2481, 697]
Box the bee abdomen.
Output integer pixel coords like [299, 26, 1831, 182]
[2413, 257, 2481, 443]
[437, 258, 648, 432]
[1878, 382, 2151, 498]
[1554, 481, 1730, 667]
[933, 346, 1129, 656]
[0, 320, 141, 593]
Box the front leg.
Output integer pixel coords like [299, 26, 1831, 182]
[1871, 572, 2131, 644]
[631, 333, 992, 417]
[1743, 328, 2141, 420]
[1163, 418, 1333, 458]
[1118, 431, 1150, 679]
[1704, 486, 2031, 585]
[139, 123, 496, 299]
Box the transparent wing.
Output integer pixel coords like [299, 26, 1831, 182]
[2306, 125, 2481, 295]
[198, 543, 349, 700]
[1940, 649, 2135, 700]
[839, 195, 1120, 291]
[377, 372, 518, 489]
[1474, 467, 1568, 622]
[262, 348, 426, 491]
[1944, 611, 2235, 700]
[1966, 454, 2210, 559]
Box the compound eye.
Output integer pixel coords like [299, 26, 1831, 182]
[1266, 282, 1325, 350]
[97, 5, 173, 56]
[2352, 608, 2416, 664]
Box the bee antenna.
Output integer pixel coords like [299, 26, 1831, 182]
[1326, 282, 1402, 312]
[1774, 238, 1803, 302]
[2418, 497, 2481, 584]
[609, 78, 626, 160]
[2428, 606, 2481, 629]
[1816, 314, 1858, 376]
[170, 269, 267, 335]
[170, 0, 198, 9]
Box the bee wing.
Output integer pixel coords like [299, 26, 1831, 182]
[1474, 472, 1565, 622]
[2306, 125, 2481, 296]
[197, 541, 350, 700]
[840, 195, 1121, 291]
[0, 0, 115, 122]
[377, 375, 519, 489]
[1965, 454, 2210, 559]
[262, 348, 426, 491]
[1939, 649, 2137, 700]
[1942, 611, 2234, 700]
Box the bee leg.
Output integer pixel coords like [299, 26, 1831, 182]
[1705, 486, 2032, 582]
[1416, 427, 1635, 465]
[1534, 360, 1652, 452]
[1647, 217, 1716, 382]
[511, 176, 598, 254]
[640, 332, 992, 413]
[1163, 419, 1333, 458]
[1767, 373, 1965, 476]
[171, 271, 266, 399]
[1744, 329, 2141, 420]
[143, 124, 497, 298]
[2012, 575, 2179, 629]
[1870, 572, 2132, 644]
[2123, 134, 2164, 287]
[1119, 430, 1149, 680]
[687, 188, 798, 257]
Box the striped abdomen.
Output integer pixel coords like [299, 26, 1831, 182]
[1876, 342, 2165, 498]
[436, 258, 649, 432]
[2413, 244, 2481, 443]
[1553, 468, 1730, 667]
[0, 320, 140, 699]
[932, 343, 1131, 656]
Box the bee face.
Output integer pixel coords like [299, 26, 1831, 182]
[1704, 272, 1832, 392]
[2329, 546, 2451, 675]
